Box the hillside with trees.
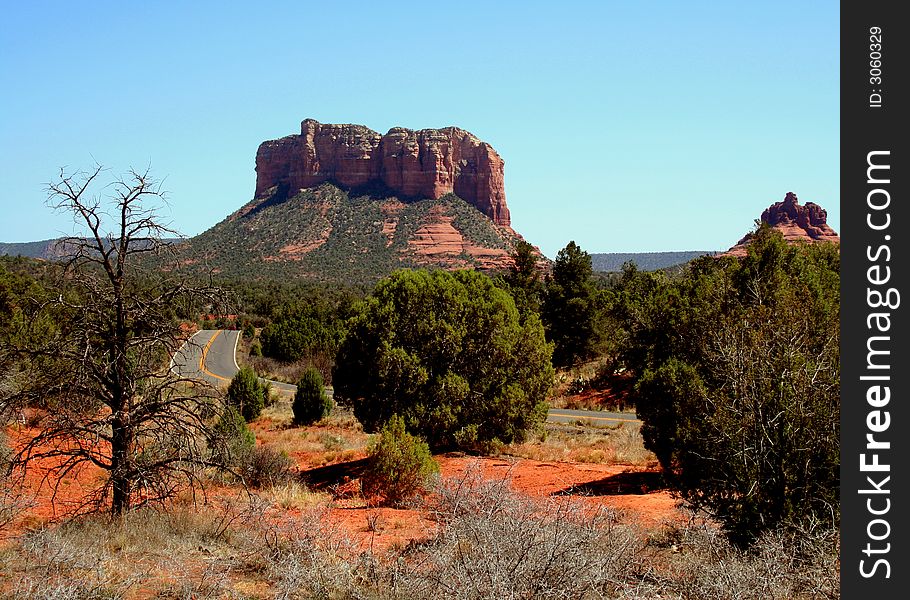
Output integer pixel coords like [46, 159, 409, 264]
[168, 183, 526, 285]
[590, 251, 718, 273]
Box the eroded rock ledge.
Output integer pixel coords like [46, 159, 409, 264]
[255, 119, 511, 226]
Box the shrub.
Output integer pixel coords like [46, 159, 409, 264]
[227, 366, 266, 422]
[249, 340, 262, 357]
[617, 226, 840, 543]
[259, 302, 344, 363]
[334, 269, 553, 450]
[241, 446, 295, 489]
[362, 415, 438, 505]
[293, 367, 332, 425]
[211, 406, 256, 468]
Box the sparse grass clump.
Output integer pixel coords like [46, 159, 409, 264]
[506, 421, 655, 466]
[261, 481, 331, 511]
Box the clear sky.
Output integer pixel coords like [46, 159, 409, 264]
[0, 1, 838, 258]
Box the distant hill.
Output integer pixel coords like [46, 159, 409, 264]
[590, 251, 718, 273]
[168, 183, 525, 285]
[1, 238, 179, 262]
[0, 239, 65, 260]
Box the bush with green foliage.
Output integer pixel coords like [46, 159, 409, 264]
[259, 302, 344, 363]
[293, 368, 332, 425]
[615, 225, 840, 543]
[333, 269, 553, 450]
[362, 415, 438, 505]
[227, 366, 267, 422]
[209, 406, 292, 488]
[542, 241, 602, 367]
[211, 406, 256, 468]
[502, 239, 544, 320]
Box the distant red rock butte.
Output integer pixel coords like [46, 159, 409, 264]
[723, 192, 840, 257]
[255, 119, 511, 227]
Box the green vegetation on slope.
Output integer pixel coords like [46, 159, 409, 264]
[174, 184, 523, 284]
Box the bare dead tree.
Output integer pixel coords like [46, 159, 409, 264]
[1, 164, 231, 515]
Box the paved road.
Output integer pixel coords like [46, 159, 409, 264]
[172, 329, 640, 425]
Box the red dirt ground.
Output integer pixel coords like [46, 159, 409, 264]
[3, 425, 684, 553]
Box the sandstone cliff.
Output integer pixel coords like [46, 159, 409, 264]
[723, 192, 840, 257]
[255, 119, 511, 226]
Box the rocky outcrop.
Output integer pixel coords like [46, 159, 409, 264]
[724, 192, 840, 257]
[407, 204, 513, 270]
[255, 119, 511, 226]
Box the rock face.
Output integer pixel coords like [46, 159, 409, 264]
[255, 119, 511, 226]
[724, 192, 840, 257]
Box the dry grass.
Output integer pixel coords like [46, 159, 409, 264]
[0, 497, 265, 598]
[0, 471, 839, 599]
[0, 393, 837, 598]
[260, 481, 332, 511]
[252, 404, 370, 469]
[505, 421, 656, 466]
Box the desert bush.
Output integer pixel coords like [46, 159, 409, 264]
[241, 445, 295, 489]
[362, 415, 438, 505]
[210, 405, 256, 469]
[259, 506, 364, 599]
[227, 366, 267, 421]
[259, 300, 345, 363]
[616, 226, 840, 543]
[293, 367, 332, 425]
[542, 241, 603, 367]
[654, 518, 840, 599]
[334, 269, 553, 450]
[412, 465, 647, 599]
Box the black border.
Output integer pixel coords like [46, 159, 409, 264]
[841, 1, 908, 595]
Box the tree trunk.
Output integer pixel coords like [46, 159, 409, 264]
[110, 411, 132, 515]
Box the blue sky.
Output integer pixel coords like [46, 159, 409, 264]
[0, 1, 838, 258]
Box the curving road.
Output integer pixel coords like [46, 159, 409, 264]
[171, 329, 640, 425]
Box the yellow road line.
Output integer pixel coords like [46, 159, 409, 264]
[200, 330, 231, 382]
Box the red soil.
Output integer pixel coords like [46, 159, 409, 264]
[3, 424, 684, 553]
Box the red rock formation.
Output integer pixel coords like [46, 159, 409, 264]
[724, 192, 840, 257]
[407, 205, 513, 269]
[255, 119, 511, 226]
